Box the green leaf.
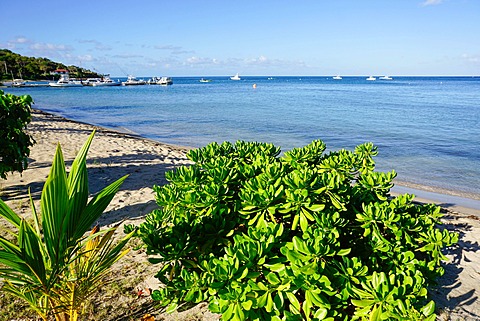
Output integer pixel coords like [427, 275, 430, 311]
[166, 302, 178, 314]
[286, 292, 301, 312]
[0, 198, 21, 228]
[266, 272, 281, 285]
[420, 300, 435, 316]
[336, 248, 351, 256]
[265, 293, 274, 312]
[351, 299, 375, 307]
[41, 143, 68, 265]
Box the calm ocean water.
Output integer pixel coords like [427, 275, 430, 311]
[5, 76, 480, 199]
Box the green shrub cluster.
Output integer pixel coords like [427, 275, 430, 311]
[0, 90, 35, 179]
[129, 140, 458, 320]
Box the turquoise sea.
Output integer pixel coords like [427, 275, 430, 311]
[5, 76, 480, 203]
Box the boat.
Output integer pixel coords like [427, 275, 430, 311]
[122, 75, 146, 86]
[230, 73, 241, 80]
[147, 77, 161, 85]
[157, 77, 173, 85]
[49, 74, 83, 87]
[82, 78, 102, 86]
[199, 78, 212, 83]
[366, 76, 376, 81]
[91, 74, 121, 86]
[333, 75, 342, 80]
[11, 79, 26, 87]
[379, 75, 393, 80]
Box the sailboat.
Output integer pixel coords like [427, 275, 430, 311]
[230, 73, 241, 80]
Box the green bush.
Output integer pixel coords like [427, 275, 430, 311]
[128, 140, 458, 321]
[0, 90, 36, 179]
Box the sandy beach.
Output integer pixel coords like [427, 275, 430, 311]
[1, 109, 479, 320]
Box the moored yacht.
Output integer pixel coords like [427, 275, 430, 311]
[49, 74, 83, 87]
[366, 76, 376, 81]
[122, 75, 146, 86]
[230, 73, 241, 80]
[333, 75, 342, 80]
[91, 74, 121, 86]
[11, 79, 26, 87]
[158, 77, 173, 85]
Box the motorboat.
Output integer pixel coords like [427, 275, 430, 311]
[49, 74, 83, 87]
[122, 75, 146, 86]
[379, 75, 393, 80]
[366, 76, 376, 81]
[158, 77, 173, 85]
[147, 77, 161, 85]
[199, 78, 212, 83]
[92, 74, 121, 86]
[230, 73, 241, 80]
[146, 76, 172, 85]
[82, 78, 102, 86]
[333, 75, 342, 80]
[11, 79, 26, 87]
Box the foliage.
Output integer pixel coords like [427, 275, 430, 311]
[0, 90, 36, 179]
[0, 49, 100, 80]
[0, 131, 133, 321]
[129, 140, 458, 320]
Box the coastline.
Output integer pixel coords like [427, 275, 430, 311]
[30, 108, 480, 216]
[0, 109, 479, 320]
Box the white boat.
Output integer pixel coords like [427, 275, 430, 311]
[379, 75, 393, 80]
[230, 73, 241, 80]
[146, 76, 172, 85]
[91, 74, 121, 86]
[11, 79, 26, 87]
[199, 78, 212, 83]
[122, 75, 146, 86]
[158, 77, 173, 85]
[49, 74, 83, 87]
[147, 77, 160, 85]
[82, 78, 102, 86]
[333, 75, 342, 80]
[366, 76, 376, 81]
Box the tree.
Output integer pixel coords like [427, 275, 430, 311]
[0, 131, 132, 321]
[0, 90, 36, 179]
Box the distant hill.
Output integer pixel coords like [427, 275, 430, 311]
[0, 49, 100, 81]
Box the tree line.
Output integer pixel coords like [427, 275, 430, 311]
[0, 49, 100, 81]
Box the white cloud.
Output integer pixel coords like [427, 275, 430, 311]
[185, 56, 218, 65]
[244, 55, 307, 69]
[77, 54, 96, 62]
[461, 54, 480, 64]
[113, 53, 144, 59]
[29, 42, 72, 52]
[154, 44, 194, 55]
[421, 0, 443, 6]
[78, 39, 111, 51]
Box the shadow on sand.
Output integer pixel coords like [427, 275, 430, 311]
[0, 148, 186, 225]
[431, 210, 480, 318]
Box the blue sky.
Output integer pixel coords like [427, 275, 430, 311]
[1, 0, 479, 76]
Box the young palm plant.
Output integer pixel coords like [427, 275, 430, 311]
[0, 131, 134, 321]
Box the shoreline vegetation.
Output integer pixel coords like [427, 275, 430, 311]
[1, 109, 479, 320]
[0, 49, 100, 81]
